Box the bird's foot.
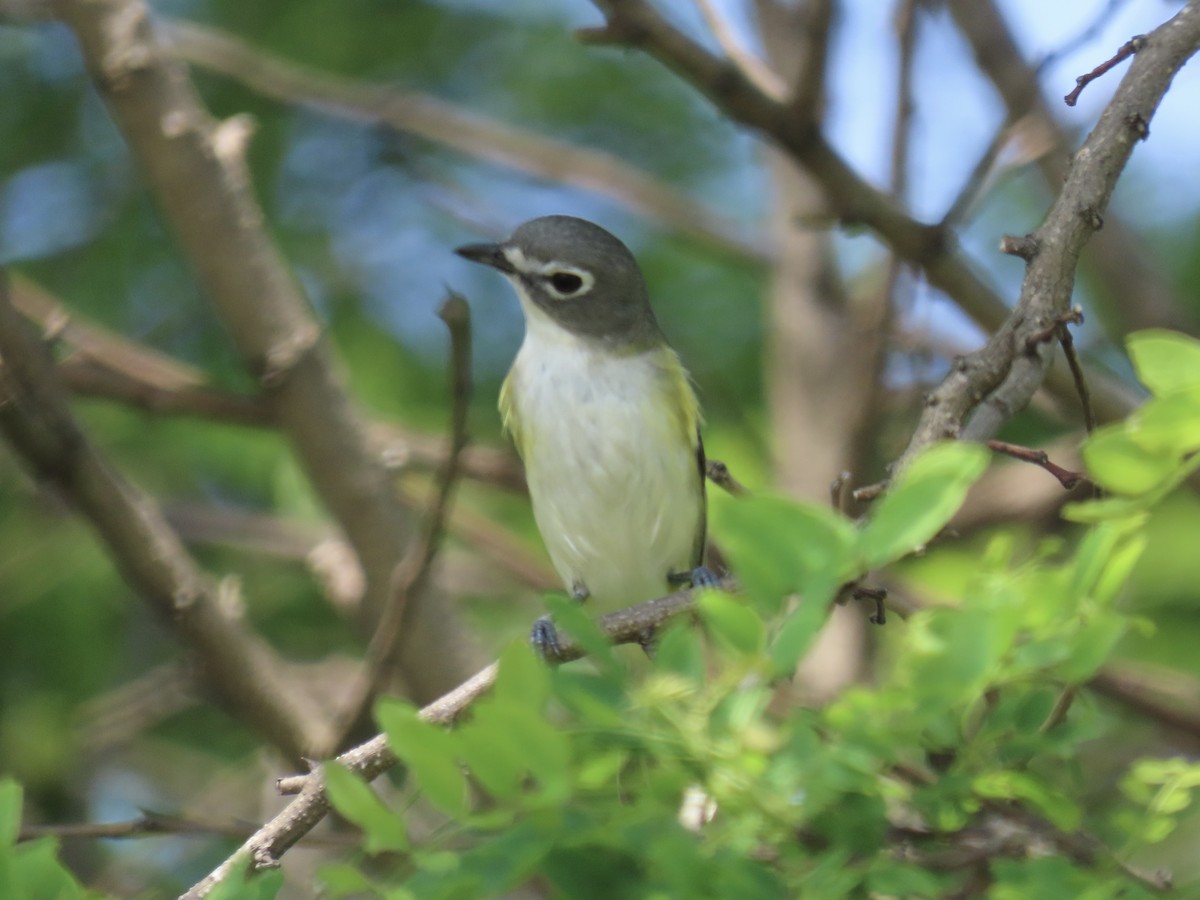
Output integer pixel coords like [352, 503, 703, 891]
[530, 615, 564, 662]
[669, 566, 722, 589]
[530, 582, 589, 662]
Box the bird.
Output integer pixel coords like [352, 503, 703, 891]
[455, 215, 716, 656]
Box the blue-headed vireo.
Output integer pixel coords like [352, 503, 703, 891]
[456, 215, 715, 655]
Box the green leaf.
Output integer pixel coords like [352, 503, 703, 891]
[1059, 613, 1126, 682]
[857, 442, 989, 569]
[318, 861, 379, 897]
[768, 576, 839, 675]
[207, 864, 284, 900]
[0, 780, 19, 848]
[697, 590, 763, 657]
[1127, 329, 1200, 395]
[456, 819, 548, 893]
[485, 701, 571, 803]
[549, 668, 627, 728]
[1081, 424, 1177, 495]
[456, 700, 531, 800]
[904, 605, 1009, 708]
[491, 639, 550, 709]
[867, 861, 950, 899]
[1129, 385, 1200, 453]
[324, 763, 409, 854]
[8, 839, 89, 900]
[973, 771, 1081, 832]
[377, 698, 468, 817]
[711, 492, 856, 610]
[1068, 519, 1142, 601]
[654, 621, 705, 682]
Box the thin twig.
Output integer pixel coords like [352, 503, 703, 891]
[1090, 668, 1200, 745]
[1065, 34, 1147, 106]
[1040, 684, 1079, 733]
[705, 458, 749, 496]
[783, 0, 836, 121]
[852, 481, 886, 503]
[985, 440, 1090, 490]
[332, 292, 473, 751]
[852, 586, 888, 625]
[1056, 314, 1096, 433]
[940, 114, 1019, 229]
[1037, 0, 1134, 76]
[19, 811, 355, 848]
[693, 0, 786, 101]
[829, 471, 851, 513]
[866, 0, 919, 478]
[1023, 306, 1085, 350]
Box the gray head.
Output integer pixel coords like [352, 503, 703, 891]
[455, 216, 663, 347]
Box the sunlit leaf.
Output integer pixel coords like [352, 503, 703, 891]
[857, 442, 989, 569]
[1081, 424, 1176, 495]
[1127, 329, 1200, 395]
[711, 492, 856, 610]
[377, 699, 468, 817]
[0, 780, 19, 848]
[324, 763, 408, 855]
[697, 590, 763, 657]
[1129, 385, 1200, 454]
[491, 639, 550, 709]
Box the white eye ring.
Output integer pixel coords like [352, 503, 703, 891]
[541, 266, 594, 300]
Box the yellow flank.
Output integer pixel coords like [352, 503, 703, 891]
[657, 346, 703, 452]
[498, 371, 523, 457]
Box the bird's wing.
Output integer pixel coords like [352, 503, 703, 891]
[498, 367, 525, 459]
[657, 347, 707, 569]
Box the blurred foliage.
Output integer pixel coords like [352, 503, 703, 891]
[307, 411, 1197, 899]
[1, 0, 1200, 896]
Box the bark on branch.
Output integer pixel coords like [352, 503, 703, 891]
[0, 274, 324, 765]
[57, 0, 478, 701]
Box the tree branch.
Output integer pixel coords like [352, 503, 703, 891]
[902, 1, 1200, 467]
[0, 273, 325, 765]
[160, 19, 764, 262]
[58, 0, 479, 701]
[947, 0, 1197, 336]
[584, 0, 1136, 439]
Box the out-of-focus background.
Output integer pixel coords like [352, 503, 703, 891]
[2, 0, 1198, 894]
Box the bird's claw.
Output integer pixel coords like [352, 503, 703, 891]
[530, 615, 564, 662]
[669, 565, 721, 589]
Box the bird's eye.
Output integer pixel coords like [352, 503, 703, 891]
[549, 271, 584, 295]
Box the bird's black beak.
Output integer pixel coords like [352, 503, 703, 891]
[454, 242, 514, 274]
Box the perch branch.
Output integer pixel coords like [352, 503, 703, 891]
[180, 578, 730, 899]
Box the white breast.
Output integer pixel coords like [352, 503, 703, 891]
[508, 302, 703, 611]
